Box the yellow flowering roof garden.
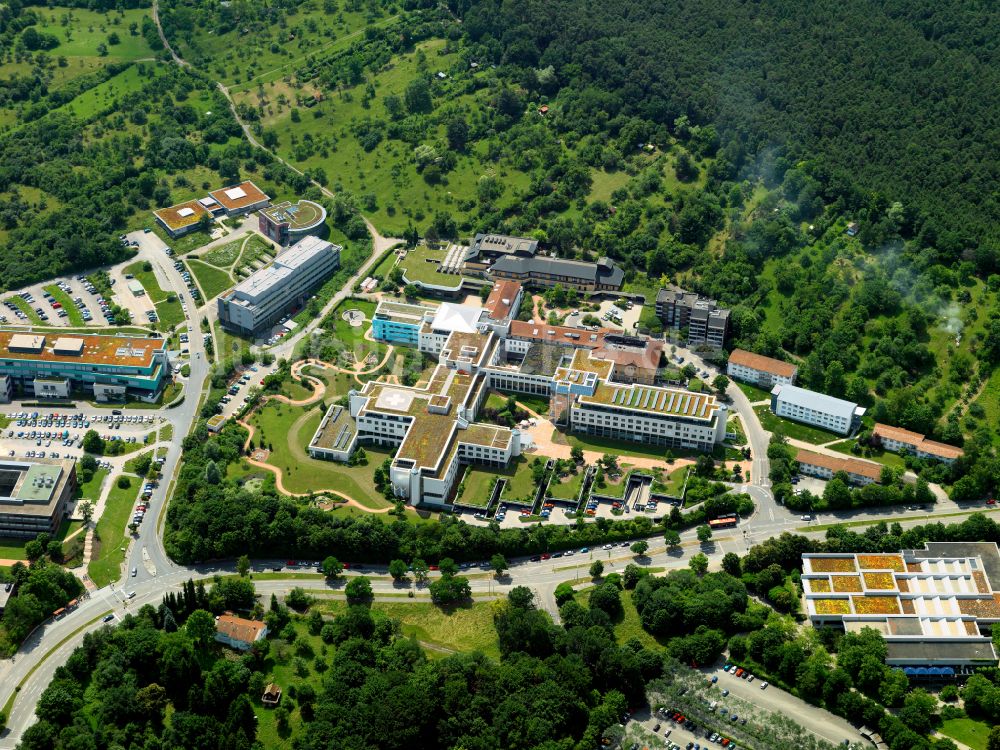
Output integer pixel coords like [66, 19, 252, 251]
[852, 596, 901, 615]
[857, 555, 905, 572]
[832, 575, 863, 592]
[808, 558, 857, 573]
[814, 599, 852, 615]
[863, 572, 897, 590]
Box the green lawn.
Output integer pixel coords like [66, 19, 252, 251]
[659, 465, 689, 497]
[31, 7, 156, 60]
[300, 367, 354, 400]
[498, 456, 539, 503]
[243, 402, 393, 505]
[827, 440, 907, 469]
[556, 430, 675, 463]
[547, 468, 585, 500]
[370, 249, 398, 281]
[316, 297, 385, 366]
[8, 296, 42, 324]
[753, 405, 844, 444]
[200, 237, 244, 268]
[77, 468, 109, 504]
[315, 599, 500, 659]
[735, 381, 774, 402]
[940, 718, 990, 750]
[457, 466, 496, 508]
[234, 37, 538, 236]
[87, 476, 139, 587]
[186, 259, 233, 302]
[54, 63, 162, 120]
[43, 285, 84, 326]
[398, 244, 469, 289]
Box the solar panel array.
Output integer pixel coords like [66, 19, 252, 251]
[604, 386, 711, 417]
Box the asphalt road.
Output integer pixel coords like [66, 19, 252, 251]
[0, 243, 980, 747]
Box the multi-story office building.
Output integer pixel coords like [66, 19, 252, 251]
[311, 330, 523, 507]
[0, 332, 167, 402]
[655, 286, 729, 346]
[727, 348, 798, 388]
[558, 350, 726, 450]
[803, 542, 1000, 671]
[0, 458, 76, 539]
[217, 236, 340, 336]
[770, 383, 865, 436]
[872, 424, 963, 465]
[489, 255, 623, 292]
[795, 449, 881, 486]
[371, 300, 436, 346]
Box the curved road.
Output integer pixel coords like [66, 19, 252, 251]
[0, 10, 979, 749]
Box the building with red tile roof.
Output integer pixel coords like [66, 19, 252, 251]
[215, 613, 268, 650]
[872, 423, 963, 464]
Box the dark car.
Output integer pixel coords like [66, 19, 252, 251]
[102, 614, 115, 623]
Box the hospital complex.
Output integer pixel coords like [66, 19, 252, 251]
[309, 281, 728, 507]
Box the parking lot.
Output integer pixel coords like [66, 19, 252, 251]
[0, 409, 159, 463]
[1, 274, 112, 327]
[564, 299, 643, 332]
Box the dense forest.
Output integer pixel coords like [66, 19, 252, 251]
[15, 581, 666, 750]
[454, 0, 1000, 247]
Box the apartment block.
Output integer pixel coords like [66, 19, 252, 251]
[217, 236, 340, 336]
[726, 348, 798, 388]
[872, 424, 963, 465]
[795, 449, 881, 486]
[655, 286, 729, 347]
[770, 383, 865, 436]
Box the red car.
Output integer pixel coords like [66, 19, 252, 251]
[987, 498, 996, 505]
[541, 553, 551, 560]
[286, 560, 297, 566]
[429, 565, 439, 571]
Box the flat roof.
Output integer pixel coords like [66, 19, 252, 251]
[0, 332, 164, 368]
[772, 383, 860, 421]
[728, 348, 798, 378]
[795, 448, 882, 481]
[470, 233, 539, 258]
[153, 199, 211, 230]
[490, 255, 624, 287]
[580, 382, 719, 421]
[886, 640, 997, 663]
[0, 458, 73, 516]
[508, 320, 609, 347]
[518, 342, 567, 377]
[231, 236, 337, 302]
[310, 405, 357, 452]
[208, 181, 270, 211]
[259, 199, 327, 231]
[911, 542, 1000, 591]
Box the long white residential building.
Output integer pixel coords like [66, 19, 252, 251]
[770, 383, 865, 436]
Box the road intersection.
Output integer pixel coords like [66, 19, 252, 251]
[0, 241, 988, 748]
